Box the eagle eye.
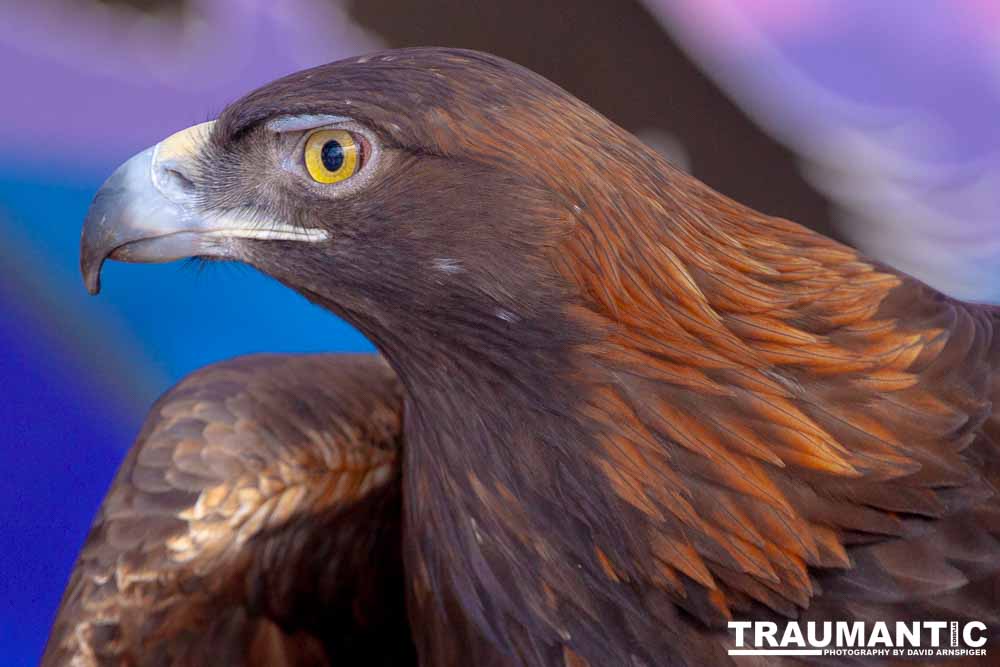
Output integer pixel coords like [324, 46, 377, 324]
[304, 129, 363, 184]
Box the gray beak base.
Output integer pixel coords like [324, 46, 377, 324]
[80, 147, 210, 295]
[79, 120, 328, 295]
[80, 121, 221, 295]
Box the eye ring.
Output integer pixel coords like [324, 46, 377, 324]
[303, 129, 362, 184]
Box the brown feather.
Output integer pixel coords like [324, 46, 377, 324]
[42, 354, 413, 666]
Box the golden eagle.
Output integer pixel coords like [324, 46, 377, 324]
[48, 48, 1000, 665]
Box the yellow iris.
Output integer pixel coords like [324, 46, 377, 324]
[304, 129, 359, 184]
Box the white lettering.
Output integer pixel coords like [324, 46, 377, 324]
[808, 622, 832, 647]
[727, 619, 989, 655]
[837, 622, 864, 647]
[728, 621, 751, 647]
[781, 622, 805, 647]
[869, 622, 892, 647]
[925, 621, 948, 647]
[756, 622, 779, 647]
[897, 622, 920, 647]
[964, 622, 988, 648]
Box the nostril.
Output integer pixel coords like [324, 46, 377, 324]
[154, 160, 197, 200]
[165, 167, 195, 191]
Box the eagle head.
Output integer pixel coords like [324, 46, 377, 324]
[80, 48, 660, 377]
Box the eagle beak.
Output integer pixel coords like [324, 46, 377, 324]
[80, 121, 328, 295]
[80, 121, 215, 295]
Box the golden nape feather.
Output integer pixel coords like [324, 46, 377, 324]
[560, 173, 999, 628]
[64, 47, 1000, 665]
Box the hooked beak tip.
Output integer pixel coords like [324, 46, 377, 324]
[79, 178, 126, 296]
[80, 206, 108, 295]
[82, 258, 103, 295]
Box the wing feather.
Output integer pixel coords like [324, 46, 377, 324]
[41, 354, 413, 666]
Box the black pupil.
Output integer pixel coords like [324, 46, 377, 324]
[321, 140, 345, 172]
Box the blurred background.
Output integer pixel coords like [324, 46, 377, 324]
[2, 0, 999, 663]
